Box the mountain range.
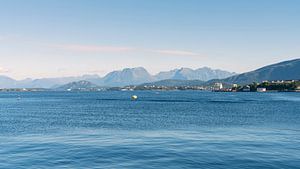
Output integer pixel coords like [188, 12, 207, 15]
[121, 58, 300, 88]
[0, 67, 236, 88]
[140, 79, 205, 87]
[155, 67, 236, 81]
[1, 58, 299, 88]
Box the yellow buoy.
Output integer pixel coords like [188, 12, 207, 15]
[131, 95, 138, 100]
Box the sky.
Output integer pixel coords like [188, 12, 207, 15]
[0, 0, 299, 79]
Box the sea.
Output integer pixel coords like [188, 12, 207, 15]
[0, 91, 299, 169]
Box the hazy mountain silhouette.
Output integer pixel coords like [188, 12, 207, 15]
[100, 67, 154, 87]
[155, 67, 236, 81]
[4, 58, 299, 88]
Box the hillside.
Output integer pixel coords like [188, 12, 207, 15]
[212, 59, 300, 85]
[55, 80, 102, 91]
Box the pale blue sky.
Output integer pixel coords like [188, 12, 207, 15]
[0, 0, 299, 79]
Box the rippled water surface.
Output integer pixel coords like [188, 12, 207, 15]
[0, 91, 299, 168]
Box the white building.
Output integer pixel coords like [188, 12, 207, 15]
[213, 83, 223, 91]
[257, 87, 267, 92]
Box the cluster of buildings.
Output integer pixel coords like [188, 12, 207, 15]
[112, 80, 300, 92]
[212, 80, 300, 92]
[117, 85, 205, 91]
[0, 88, 47, 92]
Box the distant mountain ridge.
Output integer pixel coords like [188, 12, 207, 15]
[0, 74, 102, 89]
[0, 67, 236, 88]
[0, 76, 17, 88]
[140, 79, 205, 87]
[155, 67, 236, 81]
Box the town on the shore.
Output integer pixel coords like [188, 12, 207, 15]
[113, 80, 300, 92]
[211, 80, 300, 92]
[0, 80, 299, 92]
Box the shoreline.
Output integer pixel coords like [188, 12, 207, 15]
[0, 89, 299, 92]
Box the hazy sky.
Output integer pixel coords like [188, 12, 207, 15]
[0, 0, 299, 79]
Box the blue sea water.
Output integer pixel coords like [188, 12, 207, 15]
[0, 91, 299, 168]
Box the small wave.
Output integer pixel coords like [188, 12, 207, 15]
[144, 99, 196, 103]
[271, 95, 300, 102]
[208, 100, 246, 103]
[96, 98, 196, 103]
[96, 98, 125, 101]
